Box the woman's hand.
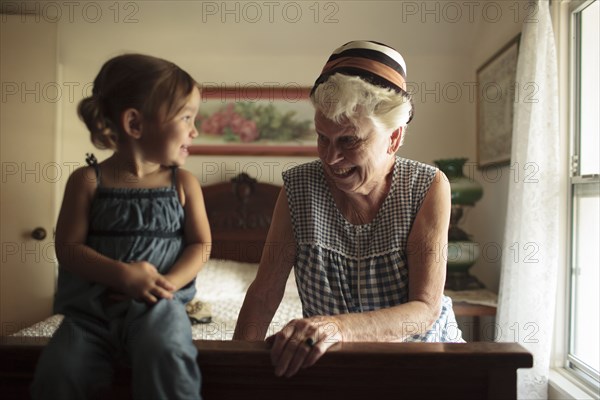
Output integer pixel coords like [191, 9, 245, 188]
[267, 316, 343, 378]
[118, 261, 175, 304]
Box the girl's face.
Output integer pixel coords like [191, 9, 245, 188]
[315, 110, 396, 196]
[142, 86, 201, 167]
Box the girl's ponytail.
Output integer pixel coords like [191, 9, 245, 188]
[77, 95, 118, 150]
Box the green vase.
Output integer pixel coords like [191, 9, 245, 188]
[434, 158, 483, 206]
[434, 158, 484, 290]
[446, 241, 480, 273]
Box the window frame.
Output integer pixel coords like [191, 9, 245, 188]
[565, 0, 600, 394]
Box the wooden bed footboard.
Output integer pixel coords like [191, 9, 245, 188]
[1, 337, 531, 400]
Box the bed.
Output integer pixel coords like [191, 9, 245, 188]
[0, 173, 532, 399]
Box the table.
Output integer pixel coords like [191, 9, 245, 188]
[445, 289, 498, 341]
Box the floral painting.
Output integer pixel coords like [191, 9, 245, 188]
[191, 86, 317, 156]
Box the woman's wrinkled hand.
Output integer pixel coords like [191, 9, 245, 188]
[118, 261, 175, 304]
[267, 316, 343, 378]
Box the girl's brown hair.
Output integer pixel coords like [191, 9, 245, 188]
[78, 54, 197, 150]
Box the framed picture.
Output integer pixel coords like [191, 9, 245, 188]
[476, 34, 521, 168]
[190, 85, 317, 156]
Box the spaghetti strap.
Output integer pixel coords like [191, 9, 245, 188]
[170, 166, 178, 188]
[85, 153, 101, 187]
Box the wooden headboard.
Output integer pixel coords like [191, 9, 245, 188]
[203, 173, 280, 263]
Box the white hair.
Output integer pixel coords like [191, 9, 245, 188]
[310, 73, 413, 144]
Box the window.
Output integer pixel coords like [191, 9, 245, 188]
[567, 0, 600, 392]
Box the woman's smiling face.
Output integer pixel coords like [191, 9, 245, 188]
[315, 110, 397, 196]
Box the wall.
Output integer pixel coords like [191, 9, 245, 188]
[56, 1, 481, 181]
[465, 4, 522, 291]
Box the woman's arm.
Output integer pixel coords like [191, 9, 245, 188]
[233, 188, 296, 341]
[269, 169, 451, 377]
[163, 169, 212, 291]
[55, 167, 175, 303]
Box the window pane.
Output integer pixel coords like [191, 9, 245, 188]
[571, 182, 600, 373]
[579, 0, 600, 176]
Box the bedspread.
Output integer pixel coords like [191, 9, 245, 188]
[12, 259, 303, 340]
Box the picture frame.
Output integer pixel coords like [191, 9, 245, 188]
[476, 34, 521, 168]
[190, 85, 317, 156]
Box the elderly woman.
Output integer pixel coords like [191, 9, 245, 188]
[233, 40, 463, 377]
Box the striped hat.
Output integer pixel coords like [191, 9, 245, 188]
[311, 40, 408, 95]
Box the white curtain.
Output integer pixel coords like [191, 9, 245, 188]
[496, 0, 560, 399]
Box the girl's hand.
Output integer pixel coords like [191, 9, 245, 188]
[267, 316, 343, 378]
[120, 261, 176, 304]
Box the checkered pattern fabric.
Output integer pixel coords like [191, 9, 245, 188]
[283, 157, 464, 342]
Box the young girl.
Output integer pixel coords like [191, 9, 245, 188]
[31, 54, 211, 400]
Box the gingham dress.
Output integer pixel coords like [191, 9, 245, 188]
[282, 157, 464, 342]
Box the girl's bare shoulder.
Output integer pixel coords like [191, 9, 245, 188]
[65, 165, 98, 196]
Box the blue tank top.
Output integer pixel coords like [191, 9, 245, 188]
[54, 157, 195, 319]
